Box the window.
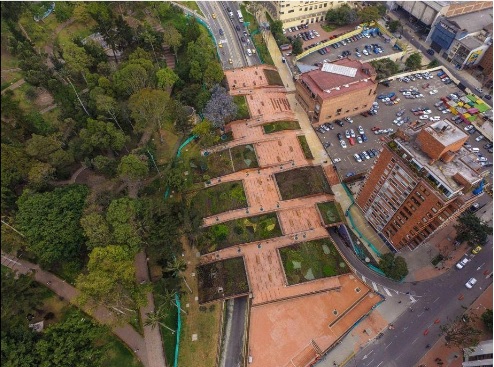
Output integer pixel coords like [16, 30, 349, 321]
[422, 217, 427, 223]
[288, 9, 294, 13]
[324, 3, 327, 7]
[336, 108, 342, 113]
[305, 7, 308, 11]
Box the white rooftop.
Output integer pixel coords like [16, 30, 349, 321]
[321, 63, 357, 78]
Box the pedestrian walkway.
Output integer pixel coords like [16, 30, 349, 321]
[0, 251, 167, 367]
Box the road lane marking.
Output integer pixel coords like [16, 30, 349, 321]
[376, 361, 384, 367]
[410, 295, 416, 303]
[361, 275, 366, 283]
[385, 342, 393, 350]
[372, 282, 378, 292]
[433, 297, 440, 303]
[411, 337, 419, 345]
[383, 287, 393, 296]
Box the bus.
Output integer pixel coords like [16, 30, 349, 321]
[237, 9, 243, 22]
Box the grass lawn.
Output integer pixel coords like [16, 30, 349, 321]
[102, 337, 143, 367]
[253, 33, 274, 65]
[317, 201, 345, 225]
[197, 257, 249, 303]
[160, 302, 178, 364]
[275, 166, 332, 200]
[240, 4, 259, 33]
[263, 120, 301, 134]
[153, 128, 181, 165]
[230, 144, 258, 171]
[263, 69, 284, 86]
[178, 238, 222, 367]
[181, 1, 204, 16]
[18, 12, 60, 48]
[198, 213, 282, 254]
[279, 238, 350, 285]
[189, 180, 247, 218]
[297, 135, 314, 159]
[233, 95, 251, 120]
[321, 24, 337, 33]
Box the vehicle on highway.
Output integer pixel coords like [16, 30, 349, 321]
[212, 13, 216, 19]
[455, 258, 469, 270]
[465, 277, 477, 289]
[228, 58, 233, 64]
[471, 245, 482, 254]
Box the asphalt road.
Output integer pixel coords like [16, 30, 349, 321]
[222, 297, 247, 367]
[348, 242, 492, 367]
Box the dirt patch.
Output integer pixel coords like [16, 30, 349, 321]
[34, 87, 55, 108]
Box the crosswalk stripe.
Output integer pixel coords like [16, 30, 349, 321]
[410, 295, 417, 303]
[361, 276, 366, 283]
[372, 282, 378, 292]
[383, 287, 393, 296]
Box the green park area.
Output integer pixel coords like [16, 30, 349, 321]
[233, 95, 251, 120]
[197, 213, 282, 254]
[279, 238, 350, 285]
[317, 201, 345, 225]
[197, 257, 249, 303]
[275, 166, 332, 200]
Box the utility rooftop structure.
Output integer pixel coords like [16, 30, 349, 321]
[356, 118, 485, 251]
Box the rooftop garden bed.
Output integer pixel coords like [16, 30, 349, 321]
[188, 180, 247, 218]
[297, 135, 313, 159]
[197, 213, 282, 254]
[279, 238, 350, 285]
[197, 257, 249, 303]
[317, 201, 345, 225]
[263, 120, 300, 134]
[275, 166, 332, 200]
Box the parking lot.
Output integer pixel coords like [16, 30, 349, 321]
[315, 70, 493, 178]
[299, 31, 399, 67]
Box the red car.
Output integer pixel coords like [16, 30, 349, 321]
[371, 126, 380, 131]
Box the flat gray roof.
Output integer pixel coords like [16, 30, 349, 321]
[447, 8, 493, 33]
[398, 120, 483, 194]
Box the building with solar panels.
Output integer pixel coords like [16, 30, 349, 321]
[294, 58, 378, 124]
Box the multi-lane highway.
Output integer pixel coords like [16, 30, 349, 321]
[197, 1, 260, 69]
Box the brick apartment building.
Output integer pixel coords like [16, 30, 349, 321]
[356, 119, 485, 251]
[295, 58, 378, 124]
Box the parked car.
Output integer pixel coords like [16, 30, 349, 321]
[465, 277, 477, 289]
[472, 245, 482, 254]
[357, 136, 363, 144]
[350, 129, 356, 138]
[358, 125, 364, 134]
[333, 158, 341, 163]
[354, 153, 362, 162]
[337, 133, 343, 140]
[456, 258, 469, 270]
[361, 134, 368, 142]
[419, 115, 429, 120]
[362, 151, 370, 160]
[371, 126, 380, 131]
[340, 140, 347, 148]
[475, 135, 484, 142]
[345, 130, 350, 139]
[464, 125, 475, 131]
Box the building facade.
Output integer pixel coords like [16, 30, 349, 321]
[262, 1, 346, 28]
[426, 8, 493, 70]
[356, 119, 484, 251]
[295, 58, 377, 124]
[462, 340, 493, 367]
[477, 44, 493, 88]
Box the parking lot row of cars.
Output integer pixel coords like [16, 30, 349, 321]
[353, 149, 379, 162]
[303, 31, 372, 52]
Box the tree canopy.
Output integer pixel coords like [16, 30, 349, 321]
[378, 253, 408, 281]
[405, 52, 423, 71]
[440, 313, 481, 350]
[326, 4, 358, 26]
[16, 185, 88, 268]
[203, 85, 238, 128]
[455, 212, 492, 246]
[358, 5, 382, 23]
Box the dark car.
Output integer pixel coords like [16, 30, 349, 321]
[346, 172, 355, 178]
[337, 133, 343, 140]
[219, 28, 224, 36]
[371, 148, 379, 156]
[361, 134, 368, 142]
[367, 150, 375, 158]
[484, 94, 492, 100]
[427, 49, 434, 55]
[484, 143, 493, 149]
[241, 36, 246, 43]
[336, 119, 344, 127]
[327, 123, 335, 130]
[235, 25, 241, 31]
[323, 142, 331, 148]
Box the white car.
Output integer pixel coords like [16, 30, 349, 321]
[442, 109, 450, 114]
[362, 151, 370, 160]
[354, 153, 362, 162]
[429, 90, 438, 95]
[340, 140, 347, 148]
[424, 109, 432, 114]
[358, 125, 364, 134]
[456, 258, 469, 270]
[333, 158, 341, 163]
[475, 135, 484, 142]
[464, 125, 474, 131]
[350, 129, 356, 138]
[357, 136, 363, 144]
[465, 277, 477, 289]
[478, 157, 488, 162]
[429, 116, 441, 121]
[419, 115, 429, 120]
[345, 130, 351, 138]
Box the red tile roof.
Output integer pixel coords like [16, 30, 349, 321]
[299, 58, 377, 100]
